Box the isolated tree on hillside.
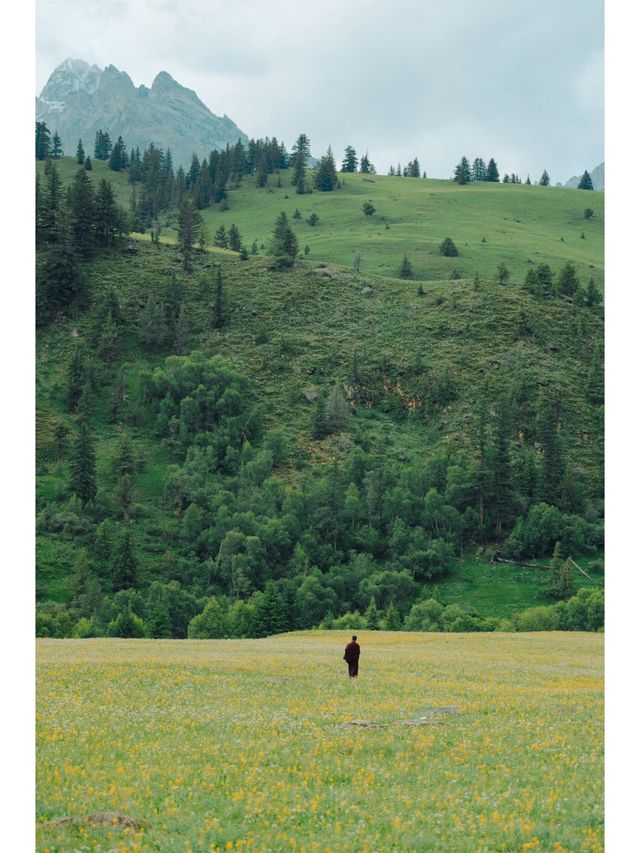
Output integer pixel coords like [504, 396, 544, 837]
[314, 146, 338, 191]
[439, 237, 459, 257]
[485, 158, 499, 182]
[228, 223, 242, 252]
[399, 255, 413, 279]
[84, 156, 92, 171]
[496, 262, 510, 285]
[271, 211, 298, 268]
[539, 169, 550, 186]
[577, 170, 594, 190]
[359, 152, 373, 174]
[362, 201, 376, 217]
[341, 145, 358, 173]
[453, 156, 471, 184]
[76, 139, 85, 164]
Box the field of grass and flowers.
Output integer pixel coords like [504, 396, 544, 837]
[37, 632, 603, 852]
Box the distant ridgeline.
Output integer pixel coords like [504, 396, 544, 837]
[35, 119, 604, 640]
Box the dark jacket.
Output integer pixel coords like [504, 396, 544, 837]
[344, 641, 360, 664]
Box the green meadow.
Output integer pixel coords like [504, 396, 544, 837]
[36, 632, 604, 853]
[37, 159, 604, 287]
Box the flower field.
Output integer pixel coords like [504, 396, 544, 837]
[36, 632, 603, 852]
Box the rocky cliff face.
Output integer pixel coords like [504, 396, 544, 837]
[36, 59, 249, 168]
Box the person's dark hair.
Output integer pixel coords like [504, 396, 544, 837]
[352, 635, 357, 641]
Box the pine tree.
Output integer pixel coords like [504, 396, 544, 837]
[489, 397, 514, 535]
[94, 179, 122, 247]
[539, 169, 550, 186]
[485, 158, 499, 182]
[213, 267, 224, 329]
[254, 581, 286, 636]
[213, 224, 228, 248]
[472, 157, 487, 181]
[536, 395, 565, 506]
[585, 277, 602, 309]
[384, 601, 401, 630]
[108, 136, 128, 171]
[577, 170, 594, 190]
[325, 383, 350, 432]
[37, 239, 83, 323]
[66, 346, 86, 412]
[111, 529, 138, 591]
[359, 152, 373, 174]
[291, 133, 310, 189]
[365, 597, 379, 629]
[75, 139, 85, 164]
[557, 262, 579, 297]
[68, 168, 96, 257]
[439, 237, 458, 257]
[70, 419, 97, 505]
[341, 145, 358, 173]
[177, 198, 203, 271]
[228, 223, 242, 252]
[399, 255, 412, 279]
[314, 146, 338, 191]
[496, 262, 510, 284]
[84, 156, 92, 171]
[69, 549, 102, 617]
[271, 211, 298, 269]
[312, 392, 329, 439]
[454, 156, 471, 184]
[51, 132, 63, 158]
[546, 543, 575, 600]
[36, 122, 51, 160]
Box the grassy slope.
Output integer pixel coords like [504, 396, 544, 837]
[37, 633, 604, 852]
[39, 158, 604, 286]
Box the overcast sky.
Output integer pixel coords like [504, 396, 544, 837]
[36, 0, 603, 182]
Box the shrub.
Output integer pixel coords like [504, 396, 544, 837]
[404, 598, 444, 631]
[362, 201, 375, 217]
[439, 237, 458, 257]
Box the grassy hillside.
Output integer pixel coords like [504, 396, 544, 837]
[37, 632, 604, 852]
[38, 158, 604, 286]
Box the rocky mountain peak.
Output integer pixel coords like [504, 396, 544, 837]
[36, 59, 249, 167]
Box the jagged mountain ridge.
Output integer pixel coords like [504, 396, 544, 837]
[36, 58, 249, 168]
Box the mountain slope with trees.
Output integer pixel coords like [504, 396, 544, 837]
[35, 133, 604, 639]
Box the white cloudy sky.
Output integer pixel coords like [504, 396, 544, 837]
[36, 0, 603, 181]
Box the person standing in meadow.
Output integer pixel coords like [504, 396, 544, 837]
[344, 635, 361, 678]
